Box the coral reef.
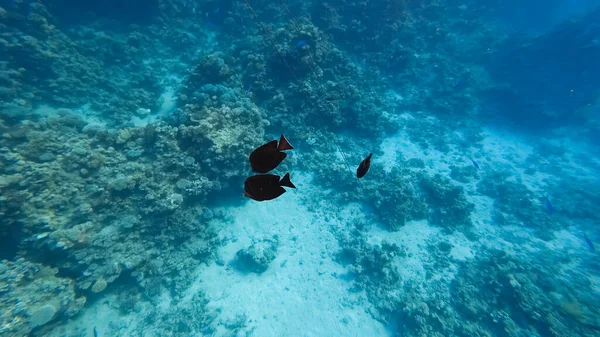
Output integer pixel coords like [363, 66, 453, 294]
[0, 258, 85, 336]
[361, 168, 428, 231]
[419, 173, 474, 233]
[0, 111, 221, 322]
[0, 0, 207, 126]
[477, 171, 558, 238]
[0, 0, 599, 336]
[449, 249, 600, 337]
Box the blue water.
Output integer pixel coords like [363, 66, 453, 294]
[1, 1, 599, 336]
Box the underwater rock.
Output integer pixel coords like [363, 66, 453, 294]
[234, 238, 279, 274]
[118, 215, 138, 229]
[109, 175, 133, 191]
[126, 147, 144, 159]
[91, 279, 108, 293]
[30, 303, 58, 327]
[358, 168, 428, 231]
[419, 173, 474, 232]
[202, 207, 214, 220]
[337, 236, 404, 292]
[116, 129, 132, 144]
[38, 152, 56, 162]
[0, 259, 82, 335]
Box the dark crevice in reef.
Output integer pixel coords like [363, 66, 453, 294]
[0, 222, 22, 261]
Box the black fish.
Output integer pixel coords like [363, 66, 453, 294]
[249, 134, 294, 174]
[584, 235, 595, 252]
[470, 158, 479, 170]
[545, 198, 553, 214]
[244, 173, 296, 201]
[356, 153, 373, 178]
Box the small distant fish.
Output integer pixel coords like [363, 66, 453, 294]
[245, 85, 252, 96]
[584, 235, 595, 252]
[244, 173, 296, 201]
[470, 158, 479, 170]
[356, 153, 373, 178]
[249, 134, 294, 173]
[545, 198, 553, 214]
[296, 40, 308, 48]
[93, 326, 98, 337]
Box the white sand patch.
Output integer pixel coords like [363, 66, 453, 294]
[480, 128, 534, 164]
[448, 235, 475, 261]
[183, 173, 387, 337]
[479, 127, 558, 195]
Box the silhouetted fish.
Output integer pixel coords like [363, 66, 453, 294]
[470, 158, 479, 170]
[249, 134, 293, 173]
[244, 173, 296, 201]
[356, 153, 373, 178]
[545, 198, 553, 214]
[584, 234, 595, 252]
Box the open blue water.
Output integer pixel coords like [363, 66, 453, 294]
[1, 0, 599, 336]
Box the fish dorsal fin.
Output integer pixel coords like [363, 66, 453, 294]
[279, 172, 296, 189]
[277, 134, 294, 151]
[367, 153, 373, 160]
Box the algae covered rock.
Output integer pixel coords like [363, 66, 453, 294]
[91, 279, 108, 293]
[234, 237, 279, 274]
[30, 303, 58, 327]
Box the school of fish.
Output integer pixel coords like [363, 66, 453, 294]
[244, 134, 373, 201]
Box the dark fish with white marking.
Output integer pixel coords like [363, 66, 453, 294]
[249, 134, 294, 174]
[244, 173, 296, 201]
[356, 153, 373, 178]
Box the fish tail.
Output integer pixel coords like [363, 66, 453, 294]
[278, 134, 294, 151]
[280, 173, 296, 189]
[367, 153, 373, 159]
